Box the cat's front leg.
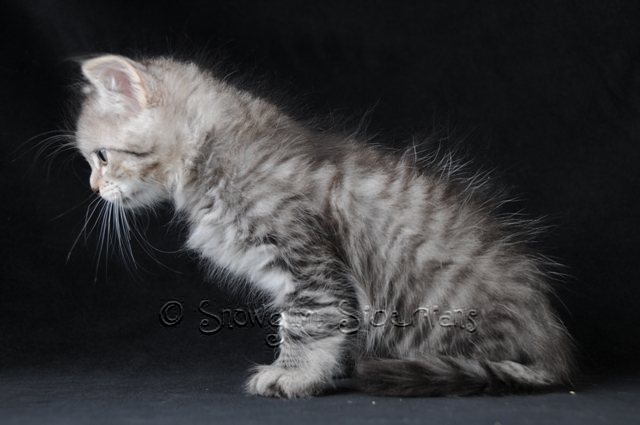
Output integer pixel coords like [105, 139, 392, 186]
[246, 299, 356, 398]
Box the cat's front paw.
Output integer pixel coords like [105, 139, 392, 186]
[245, 364, 325, 398]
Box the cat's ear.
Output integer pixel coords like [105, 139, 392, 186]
[81, 55, 151, 112]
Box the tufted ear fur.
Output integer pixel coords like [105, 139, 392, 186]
[82, 55, 152, 113]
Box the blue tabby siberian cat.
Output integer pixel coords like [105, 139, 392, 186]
[73, 54, 573, 398]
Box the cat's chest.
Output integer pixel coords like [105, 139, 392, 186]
[185, 202, 293, 301]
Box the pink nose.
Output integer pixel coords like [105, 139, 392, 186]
[90, 183, 100, 193]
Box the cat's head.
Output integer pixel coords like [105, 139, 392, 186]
[76, 55, 186, 209]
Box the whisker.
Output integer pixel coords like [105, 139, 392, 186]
[66, 195, 103, 263]
[11, 129, 76, 161]
[49, 193, 94, 222]
[130, 207, 185, 255]
[115, 197, 137, 274]
[84, 197, 104, 243]
[94, 201, 110, 277]
[127, 214, 184, 274]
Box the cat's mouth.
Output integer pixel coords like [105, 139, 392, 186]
[99, 183, 127, 205]
[99, 191, 121, 204]
[101, 193, 134, 206]
[98, 185, 151, 209]
[105, 191, 144, 209]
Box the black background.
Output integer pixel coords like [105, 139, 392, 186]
[2, 0, 640, 382]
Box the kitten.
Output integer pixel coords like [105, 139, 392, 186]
[74, 54, 574, 398]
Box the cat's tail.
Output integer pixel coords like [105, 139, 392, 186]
[355, 356, 568, 396]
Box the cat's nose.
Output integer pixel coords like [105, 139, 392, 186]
[89, 173, 101, 193]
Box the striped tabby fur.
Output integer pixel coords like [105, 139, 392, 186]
[74, 55, 574, 398]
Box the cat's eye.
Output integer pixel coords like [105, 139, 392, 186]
[96, 149, 108, 165]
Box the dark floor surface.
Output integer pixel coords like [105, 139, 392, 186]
[2, 357, 639, 425]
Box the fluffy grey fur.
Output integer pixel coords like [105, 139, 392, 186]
[74, 54, 574, 398]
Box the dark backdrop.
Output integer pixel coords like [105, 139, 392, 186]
[2, 0, 640, 377]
